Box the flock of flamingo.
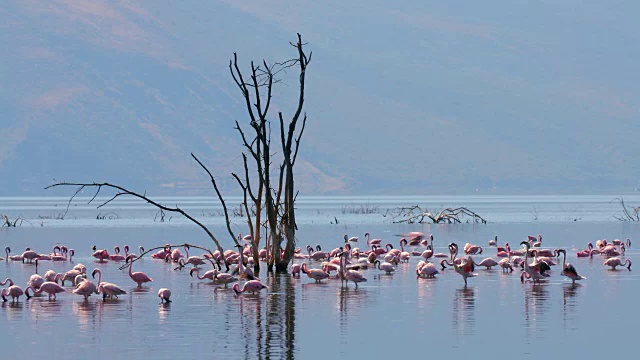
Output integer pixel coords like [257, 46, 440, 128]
[0, 232, 632, 304]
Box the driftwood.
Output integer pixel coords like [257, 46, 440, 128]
[384, 205, 487, 224]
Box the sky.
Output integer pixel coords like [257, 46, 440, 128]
[1, 1, 639, 196]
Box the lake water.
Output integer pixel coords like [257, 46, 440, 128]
[1, 195, 639, 358]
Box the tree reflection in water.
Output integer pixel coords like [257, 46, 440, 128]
[240, 273, 296, 360]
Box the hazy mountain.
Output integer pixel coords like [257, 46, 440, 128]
[1, 1, 639, 196]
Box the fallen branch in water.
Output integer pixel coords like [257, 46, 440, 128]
[383, 205, 487, 224]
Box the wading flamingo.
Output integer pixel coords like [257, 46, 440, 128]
[556, 249, 585, 283]
[158, 288, 172, 303]
[25, 282, 65, 300]
[374, 259, 396, 275]
[1, 285, 25, 302]
[603, 257, 632, 270]
[340, 251, 367, 288]
[416, 261, 439, 278]
[126, 254, 153, 287]
[72, 275, 97, 300]
[301, 263, 330, 283]
[232, 280, 268, 295]
[92, 269, 127, 300]
[109, 246, 126, 261]
[520, 241, 550, 283]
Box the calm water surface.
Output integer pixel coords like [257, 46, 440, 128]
[0, 196, 639, 358]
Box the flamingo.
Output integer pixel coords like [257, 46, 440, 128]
[489, 235, 498, 246]
[416, 261, 439, 278]
[1, 285, 25, 302]
[109, 246, 126, 261]
[603, 257, 632, 270]
[92, 269, 127, 300]
[404, 232, 425, 246]
[498, 246, 514, 272]
[158, 288, 172, 303]
[0, 279, 14, 286]
[91, 247, 110, 262]
[555, 249, 584, 283]
[25, 282, 65, 300]
[61, 268, 86, 286]
[452, 256, 477, 286]
[463, 243, 483, 255]
[374, 259, 396, 275]
[398, 239, 412, 262]
[126, 254, 153, 287]
[612, 238, 631, 247]
[190, 267, 216, 281]
[151, 246, 171, 259]
[365, 232, 381, 246]
[27, 274, 45, 291]
[50, 246, 67, 261]
[301, 263, 330, 283]
[213, 270, 238, 287]
[176, 245, 206, 269]
[5, 247, 23, 262]
[21, 248, 39, 263]
[124, 245, 143, 259]
[232, 280, 268, 295]
[472, 257, 500, 270]
[344, 234, 359, 243]
[291, 263, 301, 277]
[72, 275, 97, 300]
[520, 241, 550, 283]
[43, 270, 62, 283]
[576, 243, 594, 258]
[340, 251, 367, 288]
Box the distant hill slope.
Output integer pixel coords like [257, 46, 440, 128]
[1, 1, 639, 196]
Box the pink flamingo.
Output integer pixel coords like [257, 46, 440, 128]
[5, 247, 23, 262]
[158, 288, 172, 303]
[374, 259, 396, 275]
[344, 234, 359, 243]
[43, 270, 62, 283]
[488, 235, 498, 246]
[365, 232, 381, 246]
[291, 263, 301, 277]
[151, 246, 171, 259]
[126, 254, 153, 287]
[463, 243, 483, 255]
[190, 267, 216, 281]
[123, 245, 143, 259]
[556, 249, 585, 283]
[21, 248, 39, 263]
[25, 282, 65, 300]
[301, 263, 330, 283]
[232, 280, 268, 295]
[213, 270, 238, 287]
[27, 274, 45, 291]
[603, 257, 632, 270]
[1, 285, 25, 302]
[404, 231, 425, 246]
[416, 260, 439, 278]
[92, 269, 127, 300]
[109, 246, 126, 261]
[472, 257, 500, 270]
[520, 242, 550, 283]
[0, 279, 14, 286]
[453, 257, 477, 286]
[72, 275, 97, 300]
[339, 251, 367, 287]
[91, 247, 110, 262]
[612, 238, 631, 247]
[576, 243, 594, 258]
[50, 246, 67, 261]
[179, 245, 206, 268]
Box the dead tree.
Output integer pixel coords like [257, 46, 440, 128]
[230, 33, 311, 272]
